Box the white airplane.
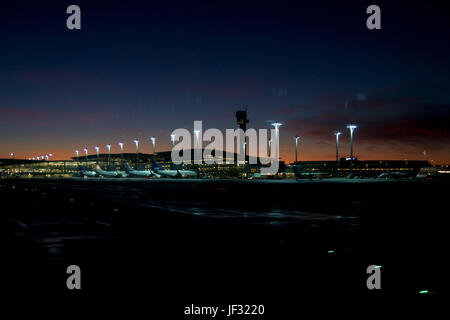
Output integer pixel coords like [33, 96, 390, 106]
[123, 163, 152, 177]
[152, 159, 197, 178]
[95, 164, 128, 178]
[77, 165, 97, 177]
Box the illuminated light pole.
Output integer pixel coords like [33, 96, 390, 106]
[75, 150, 79, 163]
[49, 153, 53, 160]
[194, 130, 200, 147]
[45, 155, 49, 173]
[118, 142, 124, 163]
[194, 130, 201, 166]
[243, 141, 247, 164]
[10, 152, 14, 159]
[170, 134, 176, 148]
[268, 139, 272, 158]
[294, 135, 299, 163]
[95, 146, 100, 163]
[346, 124, 357, 175]
[271, 122, 282, 174]
[84, 148, 88, 166]
[150, 136, 156, 161]
[32, 157, 35, 161]
[334, 131, 342, 174]
[134, 139, 139, 168]
[106, 144, 111, 166]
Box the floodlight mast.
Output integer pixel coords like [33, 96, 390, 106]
[268, 139, 272, 157]
[151, 137, 156, 160]
[84, 148, 88, 165]
[346, 125, 357, 175]
[118, 142, 124, 163]
[106, 144, 111, 166]
[334, 131, 342, 174]
[95, 146, 100, 162]
[271, 122, 282, 173]
[134, 139, 139, 168]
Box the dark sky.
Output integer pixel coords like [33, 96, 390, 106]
[1, 0, 449, 163]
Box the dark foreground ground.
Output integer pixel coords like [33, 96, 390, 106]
[1, 178, 446, 313]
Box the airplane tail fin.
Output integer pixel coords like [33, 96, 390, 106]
[122, 162, 133, 172]
[152, 159, 163, 171]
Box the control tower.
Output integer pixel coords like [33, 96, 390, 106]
[235, 110, 249, 131]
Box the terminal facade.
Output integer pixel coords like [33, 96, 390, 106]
[0, 150, 435, 179]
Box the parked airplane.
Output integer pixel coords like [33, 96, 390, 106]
[377, 172, 410, 179]
[95, 164, 128, 178]
[293, 165, 330, 179]
[152, 159, 197, 178]
[122, 163, 152, 177]
[77, 165, 97, 177]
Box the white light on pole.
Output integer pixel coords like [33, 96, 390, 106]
[170, 134, 176, 147]
[134, 139, 139, 168]
[294, 135, 300, 163]
[334, 131, 342, 175]
[150, 136, 156, 160]
[95, 146, 100, 163]
[268, 139, 272, 158]
[334, 131, 342, 161]
[118, 142, 124, 162]
[346, 124, 357, 174]
[106, 144, 111, 166]
[75, 150, 79, 163]
[194, 130, 200, 147]
[243, 141, 247, 164]
[271, 122, 282, 166]
[84, 148, 88, 165]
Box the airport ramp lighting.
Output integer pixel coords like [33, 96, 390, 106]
[134, 139, 139, 166]
[294, 135, 300, 162]
[151, 136, 156, 159]
[346, 124, 358, 175]
[271, 122, 282, 130]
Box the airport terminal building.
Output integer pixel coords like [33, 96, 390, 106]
[0, 150, 437, 179]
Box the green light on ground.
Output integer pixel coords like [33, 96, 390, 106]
[419, 290, 429, 294]
[375, 265, 382, 269]
[328, 250, 334, 254]
[70, 198, 74, 202]
[114, 208, 119, 212]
